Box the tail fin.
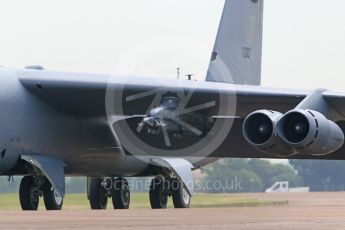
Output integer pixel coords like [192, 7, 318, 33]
[206, 0, 264, 85]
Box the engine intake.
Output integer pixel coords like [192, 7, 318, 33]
[243, 110, 293, 156]
[276, 109, 344, 155]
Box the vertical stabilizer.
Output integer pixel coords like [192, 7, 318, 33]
[206, 0, 264, 85]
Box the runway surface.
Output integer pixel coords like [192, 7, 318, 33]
[1, 192, 345, 230]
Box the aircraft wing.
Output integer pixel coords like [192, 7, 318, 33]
[19, 69, 345, 118]
[17, 69, 308, 116]
[17, 69, 345, 160]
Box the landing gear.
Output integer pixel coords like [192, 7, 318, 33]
[112, 178, 130, 209]
[87, 177, 131, 210]
[86, 176, 190, 210]
[149, 176, 168, 209]
[171, 178, 191, 208]
[42, 179, 63, 210]
[19, 176, 63, 211]
[149, 176, 191, 209]
[19, 176, 41, 211]
[88, 177, 109, 209]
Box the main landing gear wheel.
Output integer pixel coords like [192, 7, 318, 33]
[88, 177, 109, 210]
[171, 178, 191, 209]
[42, 179, 63, 210]
[149, 176, 168, 209]
[19, 176, 41, 211]
[112, 177, 130, 209]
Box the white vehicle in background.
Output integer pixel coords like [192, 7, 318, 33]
[265, 182, 310, 193]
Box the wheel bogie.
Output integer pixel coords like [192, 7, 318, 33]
[88, 177, 109, 210]
[42, 179, 63, 210]
[112, 178, 130, 209]
[149, 176, 191, 209]
[149, 176, 168, 209]
[171, 178, 191, 209]
[19, 176, 41, 211]
[19, 176, 64, 211]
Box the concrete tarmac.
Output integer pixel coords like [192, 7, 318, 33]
[1, 193, 345, 230]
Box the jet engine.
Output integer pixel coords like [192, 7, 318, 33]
[276, 109, 344, 155]
[242, 110, 293, 156]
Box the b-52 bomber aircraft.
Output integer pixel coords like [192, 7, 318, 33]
[1, 0, 345, 211]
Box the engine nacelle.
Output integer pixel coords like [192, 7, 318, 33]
[276, 109, 344, 155]
[242, 110, 294, 156]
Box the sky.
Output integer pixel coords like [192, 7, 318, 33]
[1, 0, 345, 91]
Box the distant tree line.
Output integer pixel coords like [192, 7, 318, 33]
[290, 160, 345, 191]
[202, 159, 345, 193]
[201, 159, 302, 193]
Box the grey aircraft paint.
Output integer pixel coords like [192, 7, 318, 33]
[1, 0, 345, 203]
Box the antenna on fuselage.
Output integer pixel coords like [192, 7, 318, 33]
[186, 74, 193, 81]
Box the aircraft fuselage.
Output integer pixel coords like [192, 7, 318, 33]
[0, 68, 148, 177]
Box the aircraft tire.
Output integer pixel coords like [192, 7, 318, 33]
[88, 177, 108, 209]
[112, 177, 130, 209]
[149, 176, 168, 209]
[19, 176, 40, 211]
[42, 179, 63, 210]
[171, 178, 191, 209]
